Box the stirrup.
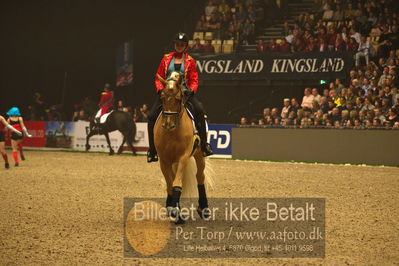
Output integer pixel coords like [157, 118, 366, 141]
[202, 143, 213, 157]
[147, 150, 158, 163]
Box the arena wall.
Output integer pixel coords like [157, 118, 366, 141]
[232, 128, 399, 166]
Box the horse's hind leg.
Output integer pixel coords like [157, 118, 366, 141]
[125, 131, 137, 156]
[104, 133, 114, 155]
[117, 135, 126, 154]
[194, 152, 210, 219]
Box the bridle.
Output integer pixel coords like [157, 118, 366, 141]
[161, 77, 184, 117]
[160, 76, 187, 130]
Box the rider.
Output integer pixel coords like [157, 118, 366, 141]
[95, 83, 114, 125]
[147, 32, 213, 163]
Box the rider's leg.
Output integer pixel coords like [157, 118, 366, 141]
[187, 94, 213, 156]
[147, 96, 162, 163]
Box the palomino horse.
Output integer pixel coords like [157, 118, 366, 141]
[85, 110, 137, 156]
[155, 72, 213, 223]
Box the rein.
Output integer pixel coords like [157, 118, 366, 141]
[161, 77, 185, 117]
[161, 77, 186, 129]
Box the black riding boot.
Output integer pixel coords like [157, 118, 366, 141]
[196, 115, 213, 157]
[147, 120, 158, 163]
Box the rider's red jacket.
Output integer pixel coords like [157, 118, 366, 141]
[155, 52, 199, 93]
[99, 91, 114, 115]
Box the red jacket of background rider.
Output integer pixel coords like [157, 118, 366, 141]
[154, 51, 199, 93]
[99, 91, 114, 109]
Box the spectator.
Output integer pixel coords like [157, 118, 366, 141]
[378, 67, 393, 87]
[356, 36, 370, 67]
[290, 98, 301, 115]
[281, 98, 291, 117]
[346, 37, 359, 52]
[384, 108, 399, 127]
[256, 39, 267, 53]
[329, 107, 341, 124]
[312, 88, 321, 103]
[334, 33, 346, 51]
[317, 38, 328, 52]
[205, 1, 216, 17]
[191, 38, 205, 53]
[362, 97, 375, 111]
[332, 5, 344, 21]
[241, 18, 255, 44]
[117, 100, 125, 111]
[82, 96, 96, 118]
[305, 37, 317, 52]
[268, 39, 278, 52]
[240, 117, 248, 126]
[137, 104, 149, 122]
[319, 97, 329, 113]
[31, 92, 47, 121]
[301, 88, 314, 108]
[362, 78, 374, 95]
[278, 38, 290, 53]
[203, 40, 215, 54]
[349, 27, 361, 44]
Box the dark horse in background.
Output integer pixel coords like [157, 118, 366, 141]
[85, 110, 137, 155]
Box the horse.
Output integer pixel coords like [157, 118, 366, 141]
[85, 110, 137, 156]
[155, 71, 214, 224]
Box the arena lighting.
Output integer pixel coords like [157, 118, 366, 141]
[320, 79, 327, 84]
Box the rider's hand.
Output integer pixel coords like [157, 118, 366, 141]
[185, 89, 194, 98]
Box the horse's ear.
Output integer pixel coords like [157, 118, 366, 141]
[157, 74, 167, 85]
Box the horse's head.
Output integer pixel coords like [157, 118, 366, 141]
[157, 72, 184, 130]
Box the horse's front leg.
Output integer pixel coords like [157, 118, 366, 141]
[171, 155, 190, 205]
[159, 159, 173, 208]
[85, 130, 96, 151]
[104, 133, 114, 155]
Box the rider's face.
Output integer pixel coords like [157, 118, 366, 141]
[174, 41, 187, 53]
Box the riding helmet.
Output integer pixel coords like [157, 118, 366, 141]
[174, 32, 189, 44]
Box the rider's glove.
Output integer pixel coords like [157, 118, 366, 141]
[185, 89, 194, 98]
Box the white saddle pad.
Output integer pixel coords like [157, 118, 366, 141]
[100, 111, 113, 123]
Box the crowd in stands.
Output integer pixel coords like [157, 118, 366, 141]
[241, 73, 399, 129]
[257, 0, 399, 57]
[238, 0, 399, 129]
[190, 0, 266, 53]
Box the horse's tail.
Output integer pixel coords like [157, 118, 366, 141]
[179, 158, 215, 198]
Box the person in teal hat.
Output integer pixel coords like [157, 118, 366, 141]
[0, 115, 22, 169]
[6, 107, 32, 167]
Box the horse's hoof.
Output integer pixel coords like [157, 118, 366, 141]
[85, 144, 91, 151]
[175, 216, 185, 225]
[197, 206, 211, 219]
[117, 150, 123, 155]
[109, 150, 115, 156]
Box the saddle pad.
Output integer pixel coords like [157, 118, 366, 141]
[100, 111, 113, 123]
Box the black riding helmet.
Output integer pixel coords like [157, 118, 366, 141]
[174, 32, 189, 44]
